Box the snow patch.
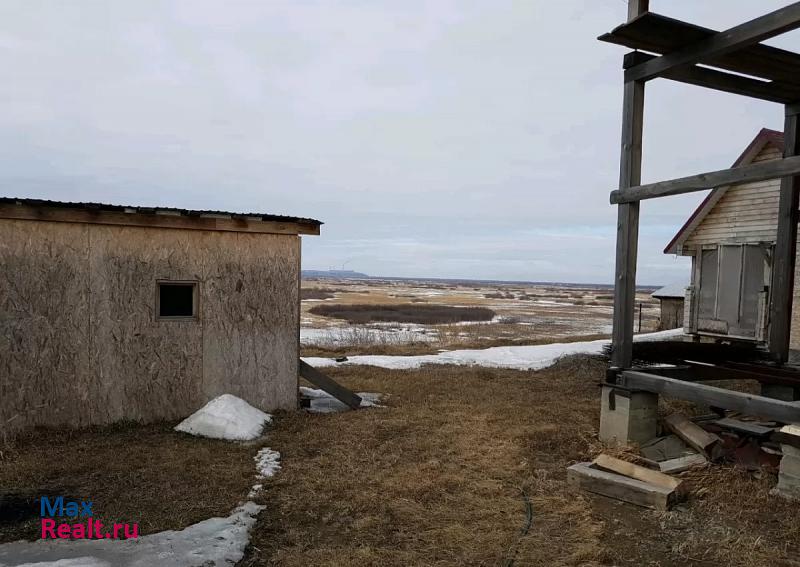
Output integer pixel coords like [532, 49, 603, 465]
[0, 503, 264, 567]
[300, 387, 383, 413]
[175, 394, 272, 441]
[254, 448, 281, 479]
[302, 329, 682, 371]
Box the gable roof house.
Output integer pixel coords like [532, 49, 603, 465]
[0, 198, 320, 435]
[664, 128, 800, 348]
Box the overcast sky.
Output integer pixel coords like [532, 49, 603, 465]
[2, 1, 799, 284]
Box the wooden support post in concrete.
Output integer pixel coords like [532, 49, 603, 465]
[769, 107, 800, 364]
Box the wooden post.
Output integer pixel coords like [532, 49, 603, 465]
[611, 78, 645, 368]
[769, 107, 800, 363]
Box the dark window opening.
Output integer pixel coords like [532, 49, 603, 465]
[158, 282, 197, 319]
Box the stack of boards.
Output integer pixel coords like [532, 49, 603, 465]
[567, 454, 684, 511]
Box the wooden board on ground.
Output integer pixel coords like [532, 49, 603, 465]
[567, 462, 676, 511]
[714, 417, 775, 437]
[299, 360, 362, 409]
[663, 413, 722, 460]
[658, 453, 708, 474]
[593, 454, 683, 491]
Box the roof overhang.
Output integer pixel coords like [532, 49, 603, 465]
[0, 198, 321, 236]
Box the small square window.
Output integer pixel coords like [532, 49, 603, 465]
[157, 281, 197, 319]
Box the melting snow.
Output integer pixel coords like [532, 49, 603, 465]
[0, 503, 264, 567]
[302, 329, 682, 371]
[174, 394, 272, 441]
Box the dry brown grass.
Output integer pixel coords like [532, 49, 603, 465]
[242, 358, 800, 567]
[0, 422, 257, 542]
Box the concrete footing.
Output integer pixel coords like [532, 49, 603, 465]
[599, 385, 658, 446]
[772, 444, 800, 501]
[760, 383, 800, 401]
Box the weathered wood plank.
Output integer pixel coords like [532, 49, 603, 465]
[593, 454, 682, 491]
[658, 453, 708, 474]
[610, 155, 800, 204]
[663, 413, 721, 459]
[624, 51, 800, 103]
[621, 371, 800, 424]
[624, 3, 800, 82]
[567, 463, 676, 511]
[768, 109, 800, 363]
[714, 417, 774, 437]
[299, 360, 362, 409]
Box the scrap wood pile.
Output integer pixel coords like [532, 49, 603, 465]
[570, 413, 800, 510]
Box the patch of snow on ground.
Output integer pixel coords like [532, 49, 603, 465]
[174, 394, 272, 441]
[300, 387, 383, 413]
[0, 503, 264, 567]
[254, 448, 281, 478]
[302, 329, 682, 372]
[300, 326, 436, 346]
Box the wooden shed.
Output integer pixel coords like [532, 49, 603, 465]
[664, 129, 800, 347]
[651, 282, 686, 330]
[0, 198, 320, 434]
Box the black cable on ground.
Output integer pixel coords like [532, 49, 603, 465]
[500, 487, 533, 567]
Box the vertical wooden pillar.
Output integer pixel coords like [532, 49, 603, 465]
[610, 0, 648, 371]
[768, 107, 800, 363]
[611, 78, 645, 369]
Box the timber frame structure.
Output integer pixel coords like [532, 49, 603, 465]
[600, 1, 800, 439]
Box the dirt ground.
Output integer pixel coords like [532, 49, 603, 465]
[244, 358, 800, 567]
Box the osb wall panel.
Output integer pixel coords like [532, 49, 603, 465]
[200, 231, 299, 411]
[1, 220, 300, 434]
[0, 220, 91, 432]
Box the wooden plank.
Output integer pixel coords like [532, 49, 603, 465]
[663, 413, 721, 459]
[567, 463, 675, 511]
[714, 417, 774, 437]
[624, 51, 800, 103]
[299, 360, 362, 409]
[0, 203, 321, 236]
[623, 4, 800, 83]
[600, 12, 800, 86]
[768, 109, 800, 363]
[593, 454, 682, 491]
[610, 155, 800, 204]
[621, 371, 800, 424]
[658, 453, 708, 474]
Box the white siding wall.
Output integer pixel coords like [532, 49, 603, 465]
[685, 144, 782, 248]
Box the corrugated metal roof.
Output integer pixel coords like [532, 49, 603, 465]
[0, 197, 322, 226]
[652, 282, 688, 299]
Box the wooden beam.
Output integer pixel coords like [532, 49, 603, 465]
[567, 462, 676, 511]
[624, 51, 800, 104]
[298, 360, 363, 409]
[610, 154, 800, 204]
[593, 454, 682, 491]
[610, 0, 647, 370]
[768, 108, 800, 363]
[663, 413, 721, 460]
[625, 2, 800, 82]
[620, 371, 800, 423]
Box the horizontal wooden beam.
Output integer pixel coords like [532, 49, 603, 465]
[624, 52, 800, 104]
[626, 2, 800, 82]
[620, 371, 800, 423]
[610, 155, 800, 204]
